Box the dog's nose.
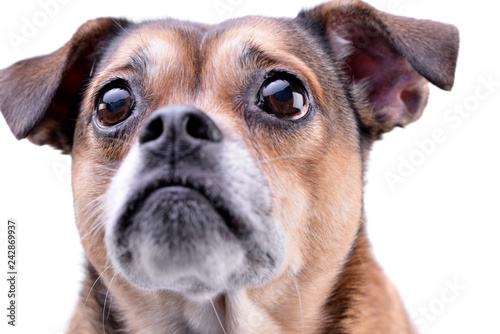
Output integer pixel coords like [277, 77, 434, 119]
[139, 105, 223, 154]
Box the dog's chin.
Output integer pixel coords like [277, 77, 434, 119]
[106, 186, 282, 299]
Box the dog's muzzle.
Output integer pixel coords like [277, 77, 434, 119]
[105, 105, 286, 298]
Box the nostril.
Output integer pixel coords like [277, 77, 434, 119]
[186, 115, 210, 141]
[140, 116, 164, 144]
[185, 113, 222, 143]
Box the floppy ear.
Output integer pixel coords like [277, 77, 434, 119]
[300, 0, 459, 136]
[0, 18, 130, 153]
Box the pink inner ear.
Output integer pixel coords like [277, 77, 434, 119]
[346, 35, 426, 127]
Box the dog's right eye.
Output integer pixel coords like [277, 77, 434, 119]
[96, 86, 134, 127]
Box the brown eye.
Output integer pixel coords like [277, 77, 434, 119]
[96, 86, 134, 127]
[259, 76, 309, 120]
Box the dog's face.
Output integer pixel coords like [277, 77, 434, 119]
[0, 0, 458, 314]
[73, 17, 365, 298]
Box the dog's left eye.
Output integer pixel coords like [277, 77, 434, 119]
[96, 85, 134, 127]
[258, 75, 309, 121]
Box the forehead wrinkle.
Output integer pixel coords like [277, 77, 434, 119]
[126, 27, 201, 104]
[107, 30, 184, 77]
[201, 23, 326, 106]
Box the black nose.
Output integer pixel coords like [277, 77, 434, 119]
[139, 105, 223, 156]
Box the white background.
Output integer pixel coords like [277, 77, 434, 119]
[0, 0, 498, 333]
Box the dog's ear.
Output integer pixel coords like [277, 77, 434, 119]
[300, 0, 459, 136]
[0, 18, 130, 153]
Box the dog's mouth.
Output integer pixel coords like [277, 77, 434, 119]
[115, 176, 251, 245]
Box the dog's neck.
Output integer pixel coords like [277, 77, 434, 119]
[68, 226, 414, 334]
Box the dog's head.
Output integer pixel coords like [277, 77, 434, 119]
[0, 0, 457, 303]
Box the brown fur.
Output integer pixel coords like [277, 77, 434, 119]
[0, 1, 458, 333]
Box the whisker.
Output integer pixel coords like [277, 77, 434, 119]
[210, 298, 227, 334]
[292, 275, 304, 334]
[89, 59, 97, 77]
[77, 196, 107, 242]
[111, 18, 129, 34]
[102, 272, 118, 334]
[80, 219, 105, 242]
[79, 264, 112, 323]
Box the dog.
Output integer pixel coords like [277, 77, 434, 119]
[0, 0, 458, 332]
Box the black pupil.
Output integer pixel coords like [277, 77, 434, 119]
[97, 87, 133, 127]
[103, 88, 129, 113]
[267, 80, 293, 102]
[262, 79, 305, 117]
